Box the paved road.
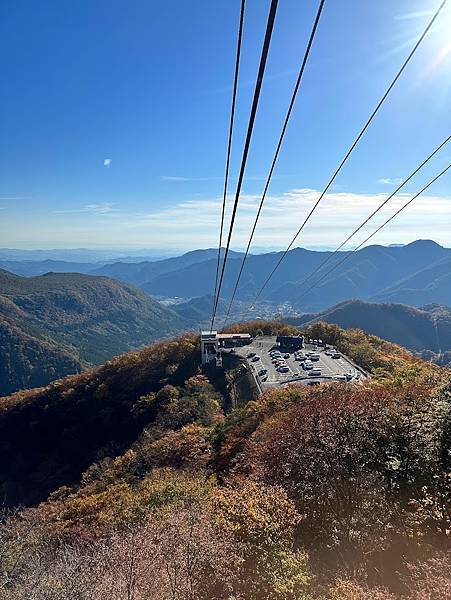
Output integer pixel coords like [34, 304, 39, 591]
[234, 335, 365, 391]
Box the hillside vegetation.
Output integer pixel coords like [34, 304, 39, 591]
[0, 270, 187, 395]
[287, 300, 451, 366]
[0, 322, 449, 598]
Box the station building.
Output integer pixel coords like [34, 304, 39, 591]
[276, 334, 304, 350]
[200, 330, 252, 366]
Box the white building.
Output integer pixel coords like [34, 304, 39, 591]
[200, 331, 252, 367]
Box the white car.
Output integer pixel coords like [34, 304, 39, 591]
[308, 368, 321, 377]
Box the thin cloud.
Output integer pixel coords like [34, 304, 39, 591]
[5, 187, 450, 249]
[114, 187, 451, 249]
[378, 177, 404, 185]
[160, 174, 270, 182]
[0, 197, 29, 200]
[196, 68, 297, 97]
[394, 9, 434, 21]
[103, 158, 112, 168]
[161, 175, 222, 182]
[54, 203, 117, 215]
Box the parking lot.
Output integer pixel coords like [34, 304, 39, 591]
[234, 335, 366, 390]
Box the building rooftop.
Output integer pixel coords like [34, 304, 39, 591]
[201, 330, 218, 340]
[218, 333, 252, 339]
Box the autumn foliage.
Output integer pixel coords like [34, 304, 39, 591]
[0, 324, 450, 598]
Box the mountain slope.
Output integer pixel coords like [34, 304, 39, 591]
[279, 240, 450, 310]
[172, 294, 228, 324]
[0, 325, 449, 598]
[0, 270, 187, 395]
[92, 248, 243, 288]
[289, 299, 451, 355]
[0, 314, 83, 396]
[0, 321, 426, 508]
[0, 333, 200, 506]
[372, 257, 451, 306]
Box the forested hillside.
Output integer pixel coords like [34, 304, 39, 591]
[1, 322, 449, 598]
[0, 270, 187, 395]
[287, 300, 451, 365]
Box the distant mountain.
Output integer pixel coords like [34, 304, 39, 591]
[0, 259, 97, 277]
[0, 270, 187, 395]
[93, 248, 244, 291]
[107, 240, 450, 311]
[172, 294, 228, 324]
[287, 300, 451, 361]
[0, 248, 175, 262]
[3, 241, 449, 315]
[372, 257, 451, 306]
[274, 240, 450, 310]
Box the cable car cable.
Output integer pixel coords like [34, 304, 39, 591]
[249, 0, 448, 308]
[212, 0, 246, 313]
[294, 162, 451, 306]
[222, 0, 326, 326]
[211, 0, 280, 330]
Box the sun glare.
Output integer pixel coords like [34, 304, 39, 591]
[433, 3, 451, 65]
[397, 3, 451, 92]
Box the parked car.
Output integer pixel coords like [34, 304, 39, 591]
[303, 362, 313, 370]
[310, 353, 320, 361]
[258, 368, 268, 376]
[278, 366, 290, 373]
[308, 368, 321, 376]
[251, 355, 260, 362]
[247, 352, 256, 358]
[283, 353, 290, 359]
[332, 374, 347, 381]
[332, 353, 341, 359]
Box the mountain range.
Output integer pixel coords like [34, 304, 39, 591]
[1, 240, 450, 393]
[0, 270, 187, 395]
[3, 241, 449, 311]
[87, 240, 451, 310]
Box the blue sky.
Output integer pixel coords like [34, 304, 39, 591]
[0, 0, 450, 250]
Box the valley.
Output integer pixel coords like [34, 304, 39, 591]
[1, 240, 450, 396]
